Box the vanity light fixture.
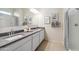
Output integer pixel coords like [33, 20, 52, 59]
[0, 10, 20, 17]
[0, 11, 11, 15]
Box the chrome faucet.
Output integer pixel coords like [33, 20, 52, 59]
[9, 29, 14, 37]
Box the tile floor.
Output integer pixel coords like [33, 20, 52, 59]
[37, 27, 65, 51]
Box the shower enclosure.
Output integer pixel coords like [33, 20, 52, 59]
[65, 8, 79, 51]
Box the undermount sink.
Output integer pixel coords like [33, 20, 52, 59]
[5, 35, 23, 41]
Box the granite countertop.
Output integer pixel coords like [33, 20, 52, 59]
[0, 28, 44, 48]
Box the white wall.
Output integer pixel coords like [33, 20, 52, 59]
[30, 8, 64, 27]
[30, 8, 64, 28]
[58, 8, 64, 29]
[28, 8, 64, 41]
[32, 14, 44, 27]
[45, 9, 64, 41]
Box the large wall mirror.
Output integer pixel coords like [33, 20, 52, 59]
[0, 8, 12, 28]
[12, 8, 25, 26]
[0, 8, 33, 34]
[23, 16, 32, 25]
[0, 8, 25, 33]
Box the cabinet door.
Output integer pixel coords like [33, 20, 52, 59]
[15, 40, 32, 51]
[32, 32, 40, 51]
[40, 30, 44, 43]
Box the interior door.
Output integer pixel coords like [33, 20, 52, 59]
[69, 13, 79, 50]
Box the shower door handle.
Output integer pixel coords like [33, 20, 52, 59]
[74, 24, 78, 26]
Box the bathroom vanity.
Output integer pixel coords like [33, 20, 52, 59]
[0, 27, 45, 51]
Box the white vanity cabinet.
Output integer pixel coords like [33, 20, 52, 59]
[0, 36, 32, 51]
[40, 30, 44, 43]
[32, 32, 40, 51]
[0, 29, 45, 51]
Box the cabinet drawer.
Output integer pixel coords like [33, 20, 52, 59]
[0, 36, 32, 51]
